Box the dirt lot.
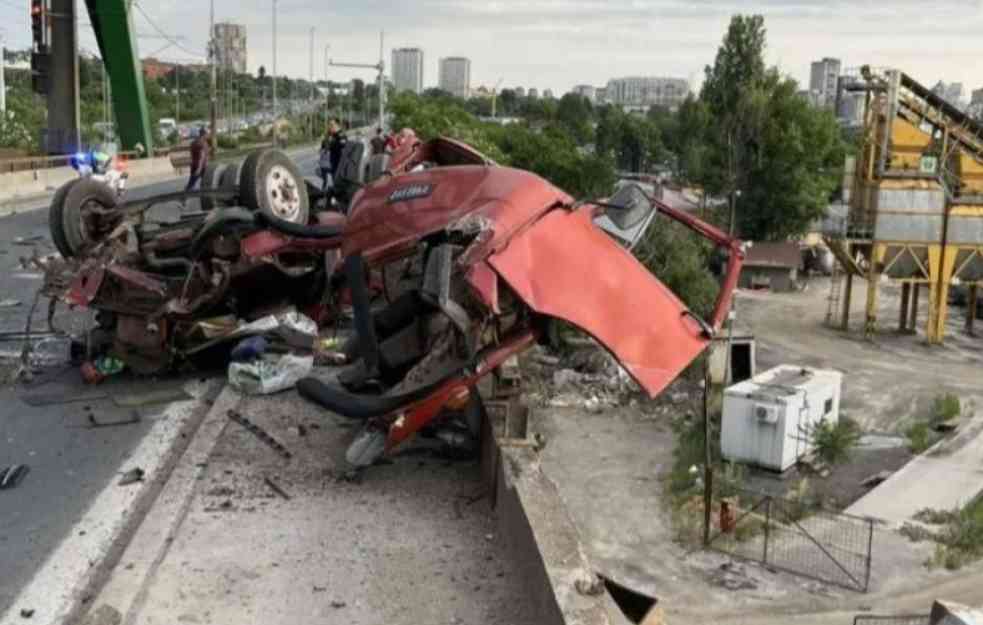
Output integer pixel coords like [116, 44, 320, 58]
[530, 277, 983, 625]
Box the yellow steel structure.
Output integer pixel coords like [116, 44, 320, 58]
[828, 67, 983, 344]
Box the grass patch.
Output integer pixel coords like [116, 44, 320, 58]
[920, 497, 983, 571]
[905, 392, 961, 454]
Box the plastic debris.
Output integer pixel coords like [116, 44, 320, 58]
[0, 464, 30, 490]
[118, 468, 145, 486]
[95, 356, 125, 376]
[229, 353, 313, 395]
[231, 336, 269, 362]
[0, 299, 21, 308]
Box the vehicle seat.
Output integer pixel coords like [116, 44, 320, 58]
[335, 139, 371, 186]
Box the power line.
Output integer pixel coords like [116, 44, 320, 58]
[132, 2, 206, 59]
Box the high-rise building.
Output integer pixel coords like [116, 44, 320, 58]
[528, 88, 540, 99]
[605, 77, 689, 111]
[515, 87, 526, 98]
[543, 89, 554, 99]
[392, 48, 424, 94]
[438, 57, 471, 98]
[809, 57, 841, 110]
[214, 22, 247, 74]
[571, 85, 597, 102]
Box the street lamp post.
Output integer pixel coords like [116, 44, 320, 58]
[272, 0, 278, 120]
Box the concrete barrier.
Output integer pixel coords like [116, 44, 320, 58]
[0, 156, 180, 217]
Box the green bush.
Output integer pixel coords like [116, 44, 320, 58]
[921, 498, 983, 571]
[932, 393, 960, 424]
[906, 422, 935, 454]
[811, 418, 861, 465]
[216, 134, 239, 150]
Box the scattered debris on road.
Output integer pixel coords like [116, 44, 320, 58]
[263, 476, 291, 500]
[0, 298, 22, 308]
[118, 468, 145, 486]
[228, 410, 293, 460]
[18, 608, 34, 619]
[87, 410, 140, 429]
[0, 464, 30, 490]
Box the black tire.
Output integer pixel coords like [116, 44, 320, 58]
[199, 162, 228, 211]
[218, 160, 242, 206]
[239, 149, 310, 224]
[49, 179, 81, 258]
[61, 178, 119, 257]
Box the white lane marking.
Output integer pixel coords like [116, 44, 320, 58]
[0, 379, 221, 625]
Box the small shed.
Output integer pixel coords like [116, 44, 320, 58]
[721, 365, 843, 472]
[738, 242, 802, 292]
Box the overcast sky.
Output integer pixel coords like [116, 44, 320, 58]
[1, 0, 980, 97]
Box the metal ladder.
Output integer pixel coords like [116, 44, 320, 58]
[826, 261, 842, 327]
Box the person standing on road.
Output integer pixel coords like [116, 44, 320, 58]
[318, 123, 335, 191]
[370, 127, 386, 156]
[328, 118, 348, 180]
[185, 127, 209, 192]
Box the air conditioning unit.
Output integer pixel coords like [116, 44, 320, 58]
[754, 403, 779, 424]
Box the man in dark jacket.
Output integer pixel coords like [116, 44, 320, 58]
[370, 127, 386, 155]
[186, 127, 209, 191]
[328, 118, 348, 175]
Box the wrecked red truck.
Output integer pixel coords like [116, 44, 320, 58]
[43, 130, 744, 467]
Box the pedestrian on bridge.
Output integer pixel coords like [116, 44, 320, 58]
[318, 122, 336, 192]
[185, 127, 209, 192]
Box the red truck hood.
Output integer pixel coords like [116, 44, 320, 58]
[487, 207, 710, 398]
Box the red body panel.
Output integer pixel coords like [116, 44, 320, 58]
[488, 207, 710, 398]
[342, 166, 571, 262]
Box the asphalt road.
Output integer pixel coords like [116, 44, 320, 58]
[0, 147, 318, 617]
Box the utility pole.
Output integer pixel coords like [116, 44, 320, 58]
[209, 0, 217, 147]
[175, 65, 180, 123]
[0, 35, 6, 115]
[329, 30, 386, 132]
[272, 0, 278, 120]
[309, 27, 314, 138]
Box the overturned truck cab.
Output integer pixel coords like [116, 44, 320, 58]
[42, 132, 744, 467]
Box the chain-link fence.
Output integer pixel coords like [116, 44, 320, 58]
[709, 489, 875, 592]
[853, 615, 930, 625]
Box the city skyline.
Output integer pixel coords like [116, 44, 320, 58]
[0, 1, 980, 96]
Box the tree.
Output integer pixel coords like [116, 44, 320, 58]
[594, 106, 661, 172]
[700, 14, 769, 232]
[352, 79, 366, 105]
[556, 93, 593, 145]
[697, 14, 844, 240]
[736, 72, 845, 239]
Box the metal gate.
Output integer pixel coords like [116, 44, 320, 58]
[709, 490, 875, 592]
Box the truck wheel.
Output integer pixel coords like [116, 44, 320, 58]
[49, 179, 81, 258]
[61, 178, 119, 256]
[199, 162, 228, 211]
[218, 160, 242, 206]
[240, 149, 310, 224]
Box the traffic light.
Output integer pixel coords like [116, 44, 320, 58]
[30, 0, 49, 94]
